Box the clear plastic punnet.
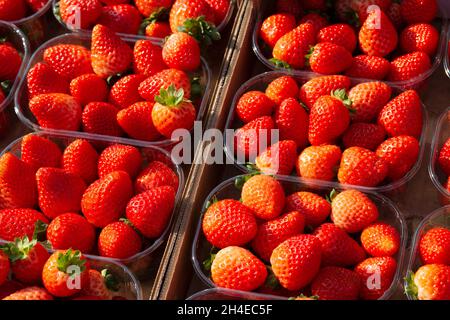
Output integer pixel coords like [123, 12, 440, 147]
[187, 288, 286, 300]
[445, 28, 450, 79]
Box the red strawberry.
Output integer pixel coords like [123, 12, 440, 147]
[255, 140, 297, 176]
[3, 286, 53, 300]
[43, 44, 93, 81]
[343, 123, 386, 151]
[285, 191, 331, 227]
[169, 0, 215, 33]
[79, 269, 112, 300]
[407, 264, 450, 300]
[98, 4, 142, 35]
[70, 74, 108, 106]
[139, 68, 191, 102]
[275, 0, 302, 17]
[0, 280, 24, 300]
[348, 81, 392, 123]
[0, 0, 26, 21]
[117, 102, 161, 141]
[265, 76, 299, 105]
[204, 0, 229, 25]
[109, 74, 146, 109]
[345, 55, 391, 80]
[308, 42, 353, 75]
[311, 266, 361, 300]
[351, 0, 392, 25]
[81, 102, 123, 136]
[47, 213, 96, 253]
[299, 75, 351, 109]
[259, 13, 296, 48]
[135, 161, 179, 193]
[162, 32, 201, 72]
[0, 250, 9, 286]
[135, 0, 173, 17]
[317, 23, 357, 53]
[298, 13, 329, 32]
[20, 134, 62, 170]
[236, 91, 275, 124]
[419, 227, 450, 265]
[98, 221, 142, 259]
[60, 0, 103, 29]
[355, 256, 397, 300]
[274, 97, 309, 149]
[234, 116, 275, 160]
[98, 144, 142, 179]
[26, 63, 69, 99]
[0, 209, 48, 241]
[400, 23, 439, 56]
[361, 222, 400, 257]
[400, 0, 437, 24]
[145, 21, 172, 38]
[25, 0, 48, 12]
[0, 43, 22, 80]
[297, 145, 342, 182]
[133, 40, 167, 77]
[438, 138, 450, 176]
[387, 2, 403, 29]
[359, 10, 398, 57]
[62, 139, 99, 184]
[387, 51, 431, 81]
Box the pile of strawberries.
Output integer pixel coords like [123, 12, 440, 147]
[437, 136, 450, 192]
[58, 0, 230, 38]
[201, 174, 401, 300]
[258, 0, 440, 82]
[0, 0, 48, 21]
[24, 23, 204, 141]
[232, 74, 423, 188]
[405, 226, 450, 300]
[0, 134, 179, 260]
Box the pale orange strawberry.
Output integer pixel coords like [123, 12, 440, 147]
[297, 145, 342, 182]
[285, 191, 331, 227]
[359, 10, 398, 57]
[255, 140, 297, 176]
[361, 222, 400, 257]
[265, 76, 299, 105]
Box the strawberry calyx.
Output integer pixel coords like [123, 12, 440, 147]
[155, 84, 190, 107]
[234, 172, 260, 190]
[326, 188, 339, 204]
[264, 266, 280, 290]
[203, 249, 217, 271]
[101, 269, 120, 292]
[332, 89, 355, 112]
[404, 271, 419, 299]
[1, 80, 12, 95]
[269, 58, 291, 69]
[139, 8, 169, 35]
[178, 16, 221, 47]
[288, 294, 319, 300]
[0, 236, 38, 262]
[205, 195, 219, 210]
[56, 249, 87, 276]
[190, 76, 203, 99]
[32, 220, 48, 241]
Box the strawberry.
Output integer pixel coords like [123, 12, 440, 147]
[91, 24, 133, 78]
[299, 75, 351, 109]
[313, 223, 366, 267]
[255, 140, 297, 176]
[241, 174, 285, 220]
[377, 90, 423, 138]
[135, 0, 173, 17]
[343, 123, 386, 151]
[133, 40, 167, 77]
[20, 134, 62, 171]
[317, 23, 357, 53]
[3, 286, 53, 300]
[348, 81, 392, 123]
[308, 90, 351, 146]
[335, 0, 353, 22]
[109, 74, 146, 109]
[169, 0, 215, 33]
[345, 55, 391, 80]
[330, 190, 379, 233]
[419, 227, 450, 265]
[236, 91, 275, 124]
[98, 4, 142, 35]
[361, 222, 400, 257]
[351, 0, 393, 26]
[272, 23, 317, 69]
[81, 102, 123, 136]
[135, 161, 179, 193]
[285, 191, 330, 227]
[270, 234, 322, 291]
[0, 250, 9, 286]
[162, 32, 201, 72]
[62, 139, 99, 184]
[0, 0, 26, 21]
[25, 0, 48, 12]
[60, 0, 103, 29]
[42, 249, 90, 297]
[70, 74, 108, 106]
[355, 256, 396, 300]
[387, 2, 403, 29]
[400, 23, 439, 56]
[29, 93, 82, 131]
[297, 145, 342, 182]
[80, 269, 113, 300]
[359, 10, 398, 57]
[117, 102, 161, 141]
[0, 43, 22, 80]
[274, 98, 308, 149]
[43, 44, 93, 81]
[311, 266, 361, 300]
[145, 21, 172, 38]
[265, 76, 299, 105]
[438, 138, 450, 176]
[98, 145, 142, 180]
[234, 116, 275, 160]
[298, 13, 329, 32]
[98, 221, 142, 259]
[400, 0, 437, 24]
[204, 0, 229, 25]
[251, 211, 305, 262]
[259, 13, 296, 48]
[0, 280, 24, 300]
[0, 153, 37, 210]
[406, 264, 450, 300]
[202, 199, 257, 249]
[0, 209, 48, 241]
[387, 51, 431, 81]
[275, 0, 302, 17]
[26, 63, 69, 99]
[139, 68, 191, 102]
[81, 171, 132, 227]
[152, 84, 196, 138]
[302, 0, 327, 11]
[47, 213, 96, 253]
[308, 42, 354, 75]
[338, 147, 388, 187]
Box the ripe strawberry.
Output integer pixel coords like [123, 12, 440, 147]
[274, 98, 308, 149]
[275, 0, 302, 17]
[25, 0, 48, 12]
[117, 102, 160, 141]
[0, 280, 24, 300]
[169, 0, 215, 33]
[0, 250, 9, 286]
[298, 13, 329, 32]
[204, 0, 229, 25]
[299, 75, 351, 109]
[98, 221, 142, 259]
[400, 23, 439, 56]
[109, 74, 146, 109]
[265, 76, 299, 105]
[345, 55, 391, 80]
[255, 140, 297, 176]
[313, 223, 366, 267]
[26, 63, 69, 99]
[236, 91, 275, 124]
[211, 246, 267, 292]
[317, 23, 357, 53]
[387, 51, 431, 81]
[60, 0, 103, 29]
[62, 139, 99, 184]
[3, 286, 53, 300]
[308, 42, 353, 75]
[377, 90, 423, 138]
[376, 135, 419, 180]
[162, 32, 200, 72]
[419, 227, 450, 265]
[139, 68, 191, 102]
[331, 189, 379, 233]
[359, 10, 398, 57]
[0, 153, 37, 210]
[98, 4, 142, 35]
[251, 211, 305, 262]
[343, 123, 386, 151]
[0, 43, 22, 80]
[241, 174, 285, 220]
[133, 40, 167, 77]
[20, 134, 62, 171]
[70, 74, 108, 106]
[361, 222, 400, 257]
[0, 209, 48, 241]
[80, 269, 113, 300]
[81, 102, 123, 136]
[81, 170, 133, 227]
[348, 81, 392, 123]
[98, 145, 141, 180]
[438, 138, 450, 176]
[400, 0, 437, 24]
[0, 0, 26, 21]
[91, 24, 133, 78]
[135, 161, 179, 193]
[234, 116, 275, 160]
[387, 2, 403, 29]
[407, 264, 450, 300]
[47, 213, 96, 253]
[43, 44, 93, 81]
[335, 0, 353, 22]
[202, 199, 257, 249]
[29, 93, 82, 131]
[259, 13, 296, 48]
[42, 249, 90, 297]
[272, 23, 317, 69]
[285, 191, 330, 227]
[297, 145, 342, 182]
[351, 0, 392, 26]
[270, 234, 322, 291]
[355, 256, 397, 300]
[145, 21, 172, 38]
[135, 0, 173, 17]
[311, 267, 361, 300]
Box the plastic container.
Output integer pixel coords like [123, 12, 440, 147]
[187, 288, 286, 300]
[252, 1, 448, 90]
[444, 28, 450, 79]
[14, 32, 212, 149]
[224, 71, 428, 194]
[192, 174, 408, 301]
[0, 131, 185, 278]
[404, 205, 450, 300]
